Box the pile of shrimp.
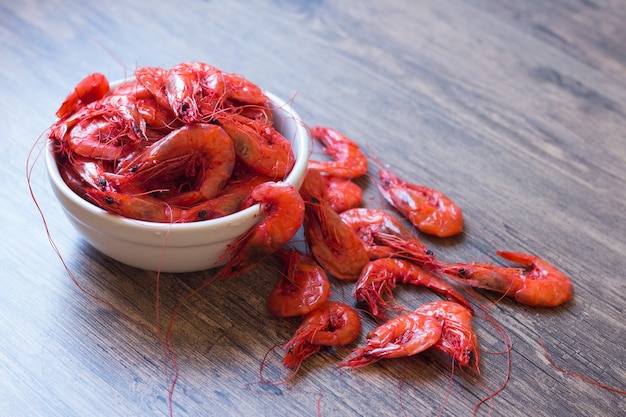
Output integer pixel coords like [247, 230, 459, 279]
[49, 62, 295, 223]
[44, 64, 581, 415]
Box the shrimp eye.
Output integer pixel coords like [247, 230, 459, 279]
[98, 178, 108, 187]
[104, 196, 115, 205]
[130, 165, 139, 173]
[458, 268, 466, 276]
[425, 249, 434, 255]
[198, 209, 207, 219]
[310, 196, 320, 204]
[181, 103, 189, 112]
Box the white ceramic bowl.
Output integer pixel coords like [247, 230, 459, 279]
[46, 81, 311, 273]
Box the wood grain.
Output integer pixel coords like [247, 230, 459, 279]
[3, 0, 625, 416]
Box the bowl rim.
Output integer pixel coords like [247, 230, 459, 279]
[46, 80, 311, 234]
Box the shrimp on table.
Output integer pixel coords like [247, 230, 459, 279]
[55, 72, 110, 119]
[339, 311, 442, 368]
[218, 181, 305, 278]
[414, 301, 479, 371]
[322, 175, 363, 213]
[301, 169, 369, 281]
[117, 123, 236, 201]
[353, 257, 473, 320]
[339, 208, 439, 268]
[439, 251, 573, 307]
[307, 126, 368, 178]
[377, 168, 464, 238]
[267, 249, 331, 318]
[340, 300, 478, 370]
[282, 301, 362, 369]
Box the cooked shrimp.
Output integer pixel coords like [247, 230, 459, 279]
[339, 312, 442, 368]
[223, 72, 267, 105]
[307, 126, 368, 178]
[353, 258, 473, 320]
[56, 72, 110, 119]
[377, 168, 464, 238]
[219, 181, 305, 278]
[163, 62, 209, 122]
[217, 114, 295, 179]
[86, 188, 185, 222]
[414, 301, 479, 371]
[118, 123, 236, 201]
[267, 249, 331, 318]
[135, 66, 170, 109]
[440, 251, 573, 307]
[301, 169, 369, 280]
[282, 301, 362, 369]
[322, 175, 363, 213]
[339, 208, 439, 268]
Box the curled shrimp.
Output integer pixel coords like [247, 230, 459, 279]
[135, 66, 170, 109]
[267, 249, 331, 318]
[414, 301, 480, 371]
[301, 169, 369, 280]
[222, 72, 267, 105]
[219, 181, 305, 278]
[307, 126, 368, 178]
[322, 175, 363, 213]
[55, 72, 110, 119]
[339, 312, 442, 368]
[353, 258, 473, 320]
[282, 301, 362, 369]
[118, 123, 236, 201]
[217, 114, 295, 179]
[339, 207, 438, 268]
[377, 168, 464, 238]
[340, 300, 478, 369]
[440, 251, 574, 307]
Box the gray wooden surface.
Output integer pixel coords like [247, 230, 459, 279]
[3, 0, 625, 416]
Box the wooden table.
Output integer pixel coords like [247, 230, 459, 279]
[3, 1, 625, 416]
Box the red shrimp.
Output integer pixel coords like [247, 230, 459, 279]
[86, 188, 185, 222]
[166, 169, 269, 211]
[65, 116, 130, 160]
[163, 62, 209, 122]
[301, 169, 369, 281]
[353, 258, 473, 320]
[439, 251, 573, 307]
[414, 301, 480, 371]
[282, 301, 361, 369]
[117, 123, 236, 201]
[340, 300, 478, 370]
[110, 80, 154, 100]
[267, 249, 331, 318]
[377, 169, 464, 238]
[307, 126, 368, 178]
[339, 312, 442, 368]
[339, 208, 439, 268]
[218, 181, 305, 278]
[136, 97, 179, 130]
[55, 72, 110, 119]
[322, 175, 363, 213]
[217, 114, 295, 179]
[135, 66, 170, 109]
[223, 72, 267, 105]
